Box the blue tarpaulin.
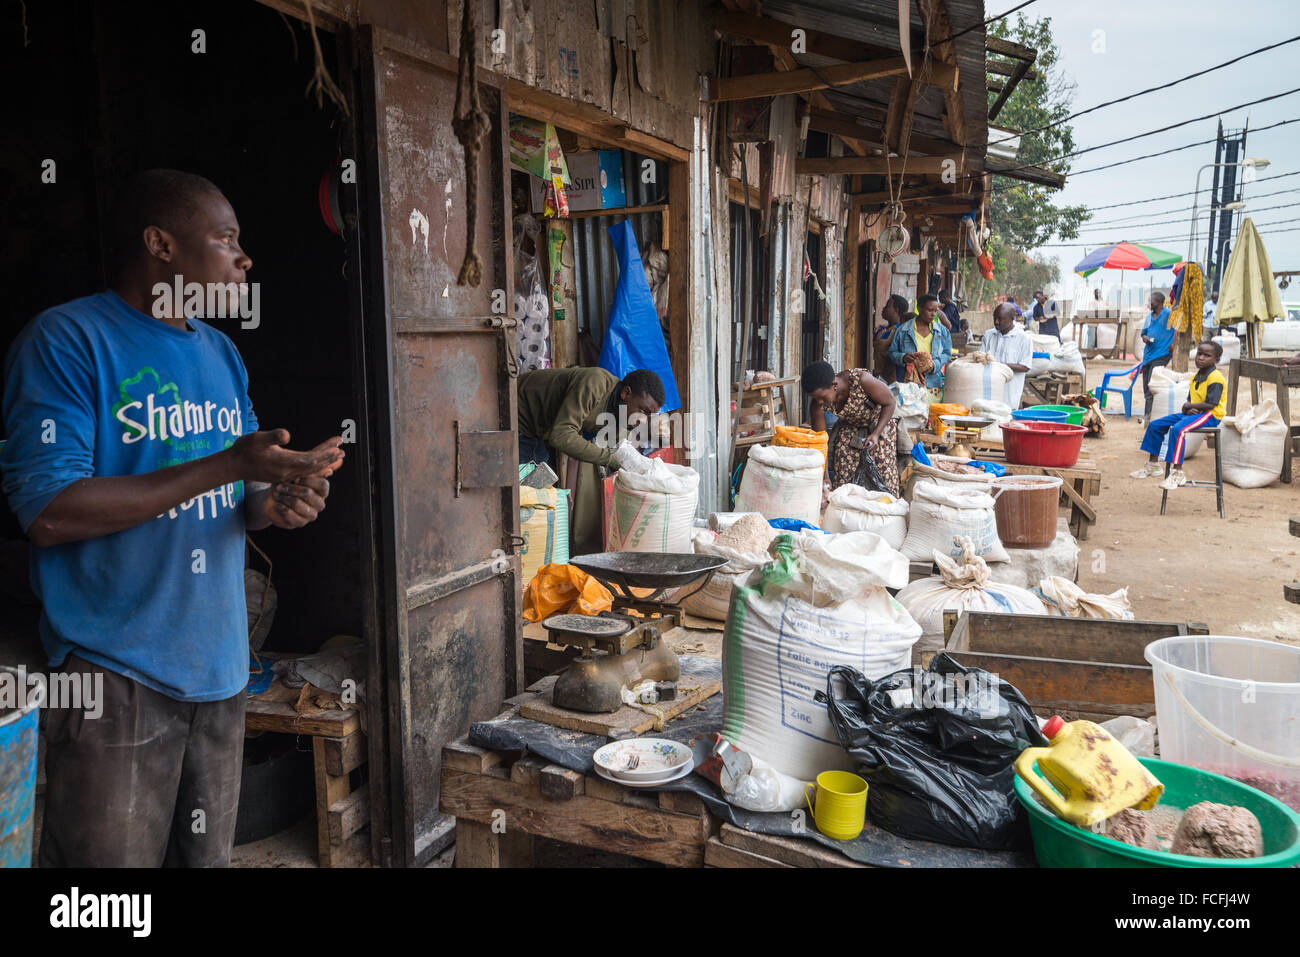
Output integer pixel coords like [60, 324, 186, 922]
[598, 220, 681, 412]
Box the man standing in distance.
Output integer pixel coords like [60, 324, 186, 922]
[0, 170, 345, 867]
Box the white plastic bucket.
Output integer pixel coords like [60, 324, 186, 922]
[1144, 635, 1300, 811]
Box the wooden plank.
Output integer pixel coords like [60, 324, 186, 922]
[313, 737, 354, 867]
[539, 765, 586, 802]
[711, 57, 914, 101]
[718, 824, 868, 868]
[246, 681, 360, 737]
[796, 156, 963, 176]
[505, 79, 689, 161]
[327, 783, 369, 845]
[440, 768, 709, 867]
[954, 612, 1185, 664]
[442, 737, 506, 775]
[705, 837, 791, 868]
[454, 819, 501, 868]
[945, 651, 1155, 713]
[517, 675, 721, 736]
[509, 754, 549, 789]
[658, 789, 709, 817]
[668, 159, 691, 417]
[323, 731, 366, 777]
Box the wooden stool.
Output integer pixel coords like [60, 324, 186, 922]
[1160, 426, 1224, 519]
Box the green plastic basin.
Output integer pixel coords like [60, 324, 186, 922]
[1015, 756, 1300, 868]
[1033, 404, 1086, 426]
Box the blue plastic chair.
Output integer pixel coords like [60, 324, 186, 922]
[1093, 362, 1141, 419]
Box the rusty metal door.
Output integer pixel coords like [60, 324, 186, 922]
[357, 26, 522, 868]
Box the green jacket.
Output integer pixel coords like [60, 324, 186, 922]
[517, 367, 619, 468]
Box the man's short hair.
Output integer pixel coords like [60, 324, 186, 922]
[993, 302, 1016, 323]
[1035, 290, 1044, 297]
[618, 369, 666, 406]
[1202, 340, 1224, 360]
[917, 293, 939, 308]
[887, 294, 910, 317]
[801, 360, 835, 394]
[109, 169, 225, 279]
[1151, 291, 1166, 306]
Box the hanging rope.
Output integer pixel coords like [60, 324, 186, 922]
[452, 2, 491, 287]
[302, 0, 350, 116]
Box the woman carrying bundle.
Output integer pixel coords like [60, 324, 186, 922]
[803, 361, 900, 496]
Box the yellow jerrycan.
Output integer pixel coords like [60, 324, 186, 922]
[1014, 716, 1164, 827]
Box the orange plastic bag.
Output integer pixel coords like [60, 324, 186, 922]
[928, 402, 969, 438]
[523, 563, 613, 622]
[773, 425, 829, 468]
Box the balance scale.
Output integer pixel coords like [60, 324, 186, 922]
[939, 414, 996, 460]
[540, 553, 726, 714]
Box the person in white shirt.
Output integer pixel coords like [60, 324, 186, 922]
[981, 302, 1033, 408]
[1204, 291, 1218, 329]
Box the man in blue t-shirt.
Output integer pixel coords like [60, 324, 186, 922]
[1138, 290, 1176, 422]
[0, 170, 345, 867]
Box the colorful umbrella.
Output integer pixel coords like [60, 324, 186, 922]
[1074, 241, 1183, 278]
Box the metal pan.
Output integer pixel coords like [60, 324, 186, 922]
[568, 552, 729, 592]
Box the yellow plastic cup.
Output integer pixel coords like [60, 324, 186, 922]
[803, 770, 868, 841]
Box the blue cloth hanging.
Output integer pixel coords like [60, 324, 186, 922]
[598, 220, 682, 412]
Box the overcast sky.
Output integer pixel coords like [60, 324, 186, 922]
[1021, 0, 1300, 304]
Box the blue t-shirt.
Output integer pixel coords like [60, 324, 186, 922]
[1142, 307, 1175, 365]
[0, 291, 258, 702]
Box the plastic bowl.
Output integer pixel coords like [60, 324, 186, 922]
[593, 738, 694, 782]
[1015, 756, 1300, 867]
[1001, 421, 1087, 467]
[1011, 408, 1069, 422]
[1033, 404, 1087, 426]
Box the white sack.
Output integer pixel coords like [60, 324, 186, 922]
[608, 451, 700, 552]
[681, 526, 772, 621]
[901, 481, 1010, 564]
[1048, 340, 1086, 375]
[1221, 399, 1288, 488]
[722, 531, 921, 780]
[735, 444, 824, 526]
[821, 484, 910, 550]
[1035, 575, 1134, 620]
[943, 354, 1015, 409]
[970, 398, 1013, 442]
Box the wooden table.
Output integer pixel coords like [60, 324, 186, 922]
[1071, 317, 1129, 360]
[1226, 357, 1300, 482]
[1022, 372, 1086, 407]
[246, 679, 369, 867]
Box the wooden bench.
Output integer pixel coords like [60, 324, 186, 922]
[1022, 372, 1085, 407]
[245, 678, 369, 867]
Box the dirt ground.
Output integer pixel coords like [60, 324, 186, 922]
[1073, 358, 1300, 645]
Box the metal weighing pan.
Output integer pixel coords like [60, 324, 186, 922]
[569, 552, 728, 600]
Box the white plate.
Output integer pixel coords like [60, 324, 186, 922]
[593, 737, 694, 782]
[591, 759, 694, 789]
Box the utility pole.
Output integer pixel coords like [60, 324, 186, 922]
[1208, 122, 1248, 293]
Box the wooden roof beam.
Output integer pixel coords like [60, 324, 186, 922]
[715, 8, 913, 66]
[711, 57, 916, 101]
[796, 155, 965, 176]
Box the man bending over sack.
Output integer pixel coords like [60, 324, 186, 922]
[516, 366, 665, 549]
[1130, 341, 1226, 491]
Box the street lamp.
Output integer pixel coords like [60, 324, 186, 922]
[1188, 158, 1269, 264]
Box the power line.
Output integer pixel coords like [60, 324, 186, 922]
[991, 33, 1300, 146]
[1067, 199, 1300, 235]
[1082, 190, 1300, 230]
[1034, 222, 1300, 249]
[990, 115, 1300, 194]
[946, 0, 1039, 45]
[1082, 170, 1300, 212]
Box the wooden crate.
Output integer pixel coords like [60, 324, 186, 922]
[941, 611, 1209, 722]
[732, 376, 797, 449]
[440, 735, 715, 868]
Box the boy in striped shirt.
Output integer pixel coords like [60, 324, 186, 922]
[1130, 341, 1227, 491]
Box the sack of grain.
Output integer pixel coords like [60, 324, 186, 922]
[943, 354, 1014, 409]
[895, 538, 1045, 665]
[722, 531, 921, 779]
[1048, 340, 1086, 375]
[900, 481, 1009, 564]
[1221, 399, 1288, 488]
[735, 444, 824, 526]
[608, 457, 700, 552]
[681, 515, 776, 621]
[520, 486, 571, 585]
[821, 484, 910, 550]
[970, 398, 1013, 442]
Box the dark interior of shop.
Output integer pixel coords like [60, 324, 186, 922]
[0, 0, 366, 660]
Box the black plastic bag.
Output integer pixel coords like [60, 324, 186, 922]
[818, 654, 1048, 850]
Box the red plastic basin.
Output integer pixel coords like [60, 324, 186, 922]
[1001, 420, 1087, 467]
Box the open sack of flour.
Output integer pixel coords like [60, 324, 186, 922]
[895, 538, 1046, 664]
[943, 353, 1014, 409]
[1221, 399, 1288, 488]
[821, 484, 910, 550]
[721, 530, 922, 781]
[901, 480, 1009, 564]
[1035, 576, 1134, 620]
[681, 514, 776, 621]
[607, 446, 700, 552]
[735, 444, 824, 526]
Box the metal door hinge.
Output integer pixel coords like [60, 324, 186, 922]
[485, 316, 520, 378]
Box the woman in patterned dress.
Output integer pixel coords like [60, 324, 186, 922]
[803, 361, 900, 496]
